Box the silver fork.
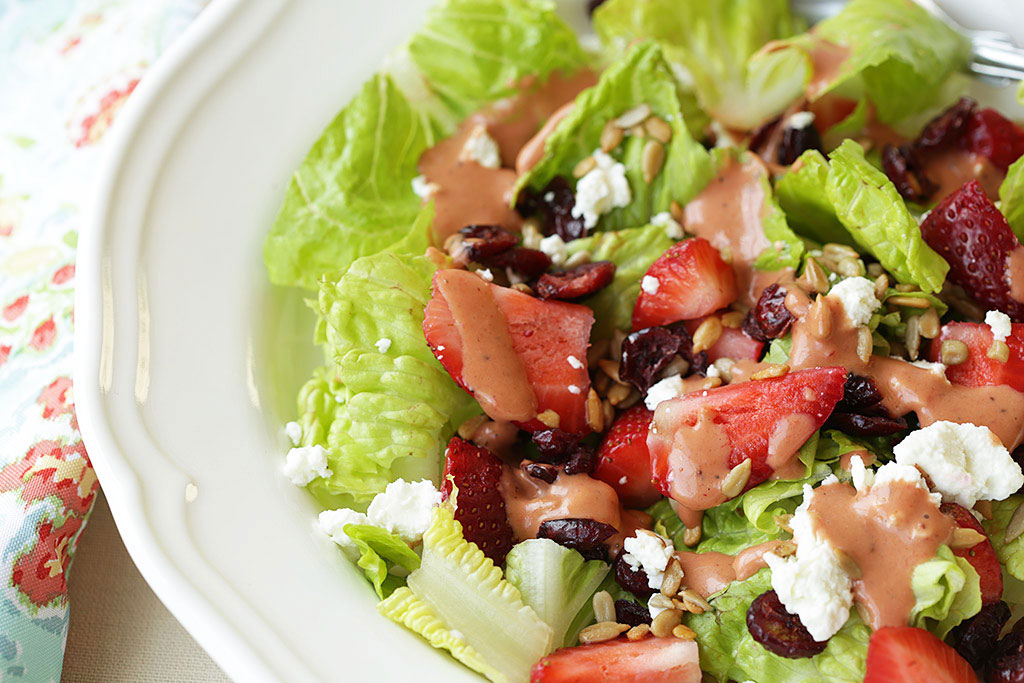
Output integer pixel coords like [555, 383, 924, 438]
[791, 0, 1024, 83]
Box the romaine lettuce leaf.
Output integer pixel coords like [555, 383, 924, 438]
[776, 149, 852, 246]
[1000, 156, 1024, 243]
[303, 252, 479, 507]
[515, 42, 713, 230]
[405, 506, 554, 682]
[504, 539, 610, 647]
[910, 545, 982, 638]
[565, 224, 674, 337]
[345, 523, 422, 599]
[740, 151, 805, 271]
[687, 569, 870, 683]
[593, 0, 809, 130]
[983, 495, 1024, 581]
[407, 0, 586, 120]
[826, 140, 949, 293]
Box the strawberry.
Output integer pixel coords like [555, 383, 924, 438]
[920, 180, 1024, 321]
[424, 272, 594, 433]
[940, 502, 1003, 604]
[631, 238, 737, 331]
[594, 406, 660, 508]
[531, 636, 701, 683]
[648, 367, 847, 500]
[683, 316, 764, 362]
[963, 108, 1024, 173]
[440, 437, 514, 563]
[928, 322, 1024, 392]
[864, 626, 976, 683]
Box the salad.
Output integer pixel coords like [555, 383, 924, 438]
[265, 0, 1024, 681]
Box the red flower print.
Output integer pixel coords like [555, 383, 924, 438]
[0, 345, 10, 367]
[0, 440, 95, 515]
[38, 376, 74, 420]
[30, 318, 56, 350]
[75, 79, 139, 147]
[52, 265, 75, 285]
[3, 295, 28, 321]
[12, 517, 84, 607]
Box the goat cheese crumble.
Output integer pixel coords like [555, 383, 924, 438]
[651, 211, 684, 239]
[622, 530, 675, 592]
[411, 175, 439, 200]
[827, 276, 881, 326]
[539, 234, 568, 266]
[459, 124, 501, 168]
[645, 374, 685, 410]
[318, 508, 371, 558]
[366, 479, 443, 544]
[641, 275, 660, 295]
[986, 310, 1012, 342]
[571, 150, 631, 229]
[374, 338, 392, 353]
[283, 445, 333, 486]
[284, 421, 302, 446]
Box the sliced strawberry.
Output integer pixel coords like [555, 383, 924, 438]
[424, 272, 594, 433]
[440, 437, 514, 563]
[594, 406, 660, 508]
[928, 322, 1024, 392]
[648, 367, 847, 501]
[631, 238, 737, 331]
[683, 316, 764, 362]
[531, 636, 701, 683]
[963, 108, 1024, 173]
[941, 502, 1003, 604]
[864, 626, 976, 683]
[920, 180, 1024, 320]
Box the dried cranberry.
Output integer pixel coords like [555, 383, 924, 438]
[949, 601, 1010, 670]
[613, 552, 655, 599]
[826, 412, 908, 437]
[619, 327, 685, 393]
[537, 518, 617, 561]
[523, 461, 559, 484]
[458, 224, 519, 261]
[480, 247, 552, 279]
[837, 374, 884, 413]
[532, 429, 581, 462]
[747, 590, 828, 659]
[536, 261, 617, 300]
[748, 116, 783, 159]
[564, 443, 598, 475]
[517, 177, 587, 242]
[917, 97, 976, 151]
[777, 117, 823, 166]
[614, 599, 652, 627]
[742, 284, 795, 342]
[882, 144, 937, 204]
[990, 627, 1024, 683]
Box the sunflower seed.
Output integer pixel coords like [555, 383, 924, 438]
[918, 307, 940, 339]
[673, 624, 697, 640]
[457, 414, 489, 440]
[940, 339, 969, 365]
[592, 590, 616, 624]
[857, 326, 874, 364]
[682, 525, 702, 547]
[1006, 500, 1024, 543]
[650, 609, 683, 638]
[601, 120, 624, 152]
[626, 624, 651, 641]
[988, 340, 1010, 363]
[579, 621, 630, 644]
[721, 458, 752, 499]
[641, 140, 666, 184]
[537, 409, 560, 428]
[586, 389, 604, 433]
[749, 364, 789, 381]
[887, 295, 931, 309]
[950, 527, 986, 549]
[644, 116, 673, 143]
[573, 155, 597, 179]
[692, 317, 723, 354]
[615, 103, 652, 129]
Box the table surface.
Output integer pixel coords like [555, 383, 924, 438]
[62, 489, 229, 683]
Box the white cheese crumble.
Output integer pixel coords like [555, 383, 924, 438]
[568, 384, 581, 395]
[374, 338, 392, 354]
[827, 276, 881, 326]
[284, 421, 302, 446]
[641, 275, 661, 295]
[645, 374, 685, 411]
[318, 508, 370, 558]
[651, 211, 684, 239]
[571, 149, 631, 229]
[986, 310, 1013, 342]
[849, 455, 872, 493]
[283, 445, 333, 486]
[618, 476, 628, 485]
[366, 479, 443, 544]
[622, 530, 675, 592]
[894, 421, 1024, 508]
[476, 268, 494, 282]
[539, 234, 568, 266]
[786, 111, 816, 129]
[459, 124, 501, 169]
[764, 484, 854, 641]
[411, 175, 439, 200]
[706, 365, 721, 379]
[567, 355, 584, 369]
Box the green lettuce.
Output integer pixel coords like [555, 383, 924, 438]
[735, 150, 805, 271]
[345, 524, 422, 599]
[565, 224, 674, 337]
[688, 569, 871, 683]
[1000, 156, 1024, 243]
[910, 545, 982, 638]
[826, 140, 949, 293]
[515, 42, 713, 230]
[776, 149, 853, 246]
[303, 252, 479, 507]
[593, 0, 809, 130]
[983, 495, 1024, 581]
[504, 539, 610, 647]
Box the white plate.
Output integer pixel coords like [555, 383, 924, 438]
[74, 1, 1022, 681]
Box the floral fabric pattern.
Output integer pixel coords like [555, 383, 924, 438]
[0, 1, 204, 679]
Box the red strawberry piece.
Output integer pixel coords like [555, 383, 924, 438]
[531, 636, 701, 683]
[594, 406, 660, 508]
[423, 272, 594, 433]
[683, 316, 764, 362]
[864, 626, 976, 683]
[962, 108, 1024, 173]
[920, 180, 1024, 320]
[440, 437, 514, 563]
[940, 502, 1003, 604]
[631, 238, 737, 331]
[648, 367, 847, 501]
[928, 322, 1024, 392]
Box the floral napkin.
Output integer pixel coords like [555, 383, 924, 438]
[0, 1, 204, 679]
